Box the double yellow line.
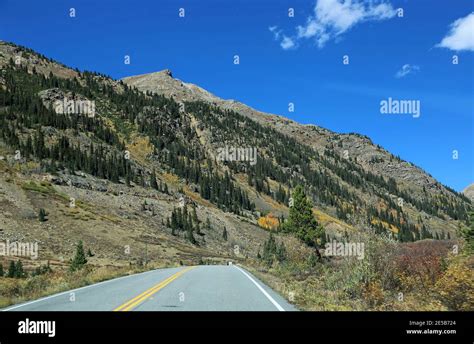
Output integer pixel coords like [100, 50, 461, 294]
[114, 266, 195, 311]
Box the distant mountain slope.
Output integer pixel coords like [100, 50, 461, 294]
[123, 68, 471, 237]
[0, 39, 471, 267]
[122, 70, 458, 198]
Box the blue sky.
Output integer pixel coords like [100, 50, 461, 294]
[0, 0, 473, 191]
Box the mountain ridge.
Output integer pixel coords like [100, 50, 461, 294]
[0, 40, 471, 254]
[121, 68, 465, 199]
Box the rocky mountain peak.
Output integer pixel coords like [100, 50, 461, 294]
[463, 183, 474, 202]
[162, 69, 173, 77]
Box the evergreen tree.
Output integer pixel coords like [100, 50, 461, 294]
[70, 241, 87, 271]
[282, 185, 325, 248]
[15, 261, 25, 278]
[187, 226, 197, 245]
[262, 233, 277, 265]
[38, 208, 48, 222]
[260, 233, 287, 265]
[192, 206, 199, 225]
[276, 242, 287, 262]
[7, 261, 16, 278]
[195, 223, 203, 235]
[222, 226, 228, 241]
[460, 212, 474, 253]
[150, 169, 158, 190]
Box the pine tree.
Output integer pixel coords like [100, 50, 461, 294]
[261, 233, 287, 265]
[276, 242, 287, 262]
[262, 233, 276, 265]
[7, 261, 16, 278]
[0, 263, 3, 277]
[460, 212, 474, 253]
[171, 208, 178, 231]
[192, 206, 199, 225]
[70, 241, 88, 271]
[282, 185, 325, 248]
[222, 226, 228, 241]
[15, 261, 25, 278]
[125, 172, 131, 186]
[187, 226, 197, 245]
[38, 208, 48, 222]
[196, 223, 203, 235]
[150, 169, 158, 190]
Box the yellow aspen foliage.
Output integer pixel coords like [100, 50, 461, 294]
[257, 213, 279, 230]
[434, 258, 474, 311]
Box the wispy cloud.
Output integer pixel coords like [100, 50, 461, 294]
[269, 26, 297, 50]
[269, 26, 281, 40]
[395, 64, 420, 78]
[271, 0, 397, 50]
[436, 12, 474, 52]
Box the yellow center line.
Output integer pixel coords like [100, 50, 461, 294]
[113, 266, 195, 312]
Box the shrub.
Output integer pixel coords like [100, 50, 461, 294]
[434, 257, 474, 311]
[393, 240, 452, 292]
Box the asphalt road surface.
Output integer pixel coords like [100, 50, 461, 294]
[2, 265, 297, 311]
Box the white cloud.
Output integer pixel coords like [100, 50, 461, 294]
[281, 36, 296, 50]
[436, 12, 474, 51]
[395, 64, 420, 78]
[269, 26, 281, 40]
[271, 0, 397, 49]
[270, 26, 297, 50]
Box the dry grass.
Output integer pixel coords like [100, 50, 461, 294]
[243, 234, 472, 311]
[313, 208, 355, 232]
[126, 135, 154, 166]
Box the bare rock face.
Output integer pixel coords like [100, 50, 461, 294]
[463, 184, 474, 202]
[38, 88, 90, 106]
[122, 70, 221, 104]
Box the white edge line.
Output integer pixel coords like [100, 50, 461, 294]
[2, 266, 185, 311]
[234, 265, 285, 312]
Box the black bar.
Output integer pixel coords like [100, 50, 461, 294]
[0, 311, 472, 342]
